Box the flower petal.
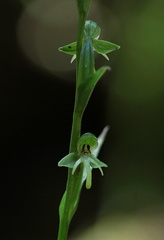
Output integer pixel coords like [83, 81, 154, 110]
[58, 152, 77, 168]
[72, 158, 82, 174]
[58, 41, 77, 55]
[89, 155, 107, 175]
[93, 39, 120, 55]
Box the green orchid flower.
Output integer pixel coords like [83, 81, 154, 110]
[58, 132, 108, 189]
[59, 20, 120, 62]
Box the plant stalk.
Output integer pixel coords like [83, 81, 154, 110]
[57, 1, 91, 240]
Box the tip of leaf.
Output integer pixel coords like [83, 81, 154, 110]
[102, 66, 111, 72]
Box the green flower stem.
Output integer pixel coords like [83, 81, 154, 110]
[57, 167, 84, 240]
[76, 0, 91, 78]
[69, 104, 82, 152]
[57, 90, 84, 240]
[57, 1, 91, 240]
[76, 15, 85, 75]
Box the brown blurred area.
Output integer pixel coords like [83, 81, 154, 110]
[1, 0, 164, 239]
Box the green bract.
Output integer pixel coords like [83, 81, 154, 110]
[59, 20, 120, 62]
[58, 133, 107, 189]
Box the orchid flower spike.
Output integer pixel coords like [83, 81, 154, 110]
[58, 130, 108, 189]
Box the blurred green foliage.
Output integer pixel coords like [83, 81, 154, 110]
[100, 0, 164, 215]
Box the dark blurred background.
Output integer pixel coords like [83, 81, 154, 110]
[1, 0, 164, 239]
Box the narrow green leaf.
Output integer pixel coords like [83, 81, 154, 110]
[92, 65, 110, 83]
[76, 66, 109, 115]
[59, 191, 66, 221]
